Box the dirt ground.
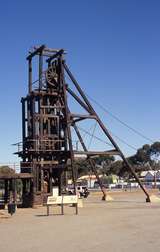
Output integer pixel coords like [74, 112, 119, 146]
[1, 190, 160, 252]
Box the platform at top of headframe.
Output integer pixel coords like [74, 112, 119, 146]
[27, 45, 67, 61]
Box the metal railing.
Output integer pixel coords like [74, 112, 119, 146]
[14, 139, 65, 152]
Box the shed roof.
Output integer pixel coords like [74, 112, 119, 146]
[0, 173, 33, 180]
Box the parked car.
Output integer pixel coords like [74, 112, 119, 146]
[77, 186, 90, 198]
[67, 185, 90, 198]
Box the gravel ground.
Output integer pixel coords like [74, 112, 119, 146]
[0, 190, 160, 252]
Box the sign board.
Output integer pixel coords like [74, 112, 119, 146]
[47, 196, 62, 205]
[52, 187, 59, 197]
[47, 195, 78, 205]
[46, 195, 78, 215]
[62, 195, 78, 204]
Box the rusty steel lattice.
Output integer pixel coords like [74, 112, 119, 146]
[15, 45, 150, 207]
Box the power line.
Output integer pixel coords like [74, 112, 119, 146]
[108, 130, 137, 151]
[86, 93, 154, 143]
[72, 123, 100, 150]
[82, 123, 97, 140]
[87, 122, 97, 150]
[77, 126, 113, 148]
[78, 125, 137, 151]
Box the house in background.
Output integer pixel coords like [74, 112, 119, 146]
[140, 170, 160, 188]
[77, 174, 119, 188]
[77, 175, 102, 188]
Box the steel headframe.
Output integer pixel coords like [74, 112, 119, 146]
[16, 45, 150, 206]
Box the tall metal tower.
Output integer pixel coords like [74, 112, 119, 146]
[15, 45, 150, 207]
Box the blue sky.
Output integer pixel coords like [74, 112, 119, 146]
[0, 0, 160, 162]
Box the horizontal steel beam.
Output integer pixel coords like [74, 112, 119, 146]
[70, 114, 96, 119]
[0, 173, 33, 179]
[34, 46, 66, 54]
[46, 49, 64, 63]
[27, 45, 45, 60]
[74, 150, 120, 156]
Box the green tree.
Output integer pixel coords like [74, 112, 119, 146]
[93, 155, 115, 175]
[129, 144, 151, 166]
[0, 166, 15, 175]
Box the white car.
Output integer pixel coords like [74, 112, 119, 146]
[67, 185, 89, 198]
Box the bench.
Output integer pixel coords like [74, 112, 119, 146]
[46, 195, 78, 215]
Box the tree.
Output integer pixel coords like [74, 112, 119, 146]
[74, 142, 160, 180]
[109, 160, 123, 176]
[150, 142, 160, 162]
[73, 159, 90, 178]
[129, 142, 160, 169]
[0, 166, 15, 175]
[93, 155, 115, 175]
[129, 144, 151, 166]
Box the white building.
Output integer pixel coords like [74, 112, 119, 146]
[77, 175, 103, 188]
[140, 170, 160, 182]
